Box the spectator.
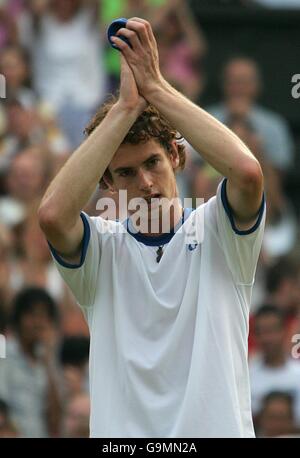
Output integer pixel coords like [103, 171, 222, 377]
[262, 165, 298, 261]
[100, 0, 176, 91]
[0, 223, 14, 312]
[0, 100, 45, 172]
[257, 391, 298, 438]
[0, 45, 71, 156]
[0, 3, 18, 48]
[13, 214, 67, 303]
[0, 287, 61, 437]
[2, 146, 50, 212]
[265, 257, 300, 317]
[60, 336, 89, 401]
[249, 257, 300, 355]
[155, 0, 207, 101]
[20, 0, 107, 148]
[207, 57, 294, 171]
[0, 45, 35, 107]
[227, 115, 298, 262]
[100, 0, 206, 99]
[0, 99, 70, 171]
[62, 392, 90, 438]
[249, 304, 300, 427]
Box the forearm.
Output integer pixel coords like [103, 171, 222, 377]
[176, 3, 207, 56]
[40, 103, 140, 229]
[147, 81, 259, 186]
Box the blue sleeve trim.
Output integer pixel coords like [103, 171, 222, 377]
[124, 208, 194, 246]
[221, 178, 265, 236]
[48, 212, 91, 269]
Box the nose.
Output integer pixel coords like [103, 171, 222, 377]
[137, 169, 153, 192]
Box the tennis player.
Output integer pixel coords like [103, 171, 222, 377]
[38, 18, 265, 438]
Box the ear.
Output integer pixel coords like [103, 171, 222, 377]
[169, 141, 180, 169]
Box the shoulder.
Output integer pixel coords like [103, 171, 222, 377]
[86, 213, 126, 235]
[285, 358, 300, 375]
[252, 106, 289, 128]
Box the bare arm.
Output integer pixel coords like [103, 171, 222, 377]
[38, 56, 147, 258]
[146, 82, 263, 228]
[112, 19, 264, 229]
[175, 1, 207, 57]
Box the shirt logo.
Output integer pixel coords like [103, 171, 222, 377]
[188, 243, 198, 251]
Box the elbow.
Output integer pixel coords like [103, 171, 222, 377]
[239, 158, 264, 194]
[38, 202, 62, 235]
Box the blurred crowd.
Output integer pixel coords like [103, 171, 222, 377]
[0, 0, 300, 439]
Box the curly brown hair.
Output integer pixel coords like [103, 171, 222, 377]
[84, 95, 186, 190]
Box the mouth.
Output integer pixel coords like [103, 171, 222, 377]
[144, 193, 162, 204]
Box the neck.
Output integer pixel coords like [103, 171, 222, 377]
[19, 338, 37, 360]
[134, 197, 184, 237]
[146, 203, 184, 237]
[263, 350, 286, 368]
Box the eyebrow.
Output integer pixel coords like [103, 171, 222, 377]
[113, 154, 160, 174]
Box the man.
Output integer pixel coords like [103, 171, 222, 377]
[249, 304, 300, 426]
[257, 392, 297, 438]
[0, 287, 61, 437]
[207, 56, 294, 172]
[38, 18, 265, 437]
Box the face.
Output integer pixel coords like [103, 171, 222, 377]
[18, 304, 53, 347]
[224, 60, 259, 101]
[105, 140, 180, 230]
[0, 49, 27, 89]
[6, 151, 46, 202]
[260, 399, 294, 437]
[51, 0, 80, 21]
[255, 314, 285, 357]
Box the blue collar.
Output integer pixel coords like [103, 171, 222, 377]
[124, 208, 194, 246]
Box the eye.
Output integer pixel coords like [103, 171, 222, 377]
[119, 170, 133, 178]
[147, 158, 159, 168]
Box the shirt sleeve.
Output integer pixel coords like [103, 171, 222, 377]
[48, 212, 101, 309]
[215, 178, 266, 286]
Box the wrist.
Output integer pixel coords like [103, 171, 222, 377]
[114, 99, 145, 118]
[144, 78, 172, 104]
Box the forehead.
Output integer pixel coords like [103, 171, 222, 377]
[256, 314, 281, 328]
[22, 303, 50, 317]
[225, 60, 257, 78]
[109, 139, 166, 171]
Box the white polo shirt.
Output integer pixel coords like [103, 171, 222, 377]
[49, 178, 266, 438]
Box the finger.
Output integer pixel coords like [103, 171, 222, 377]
[126, 20, 150, 48]
[110, 36, 136, 59]
[116, 27, 143, 53]
[127, 17, 156, 45]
